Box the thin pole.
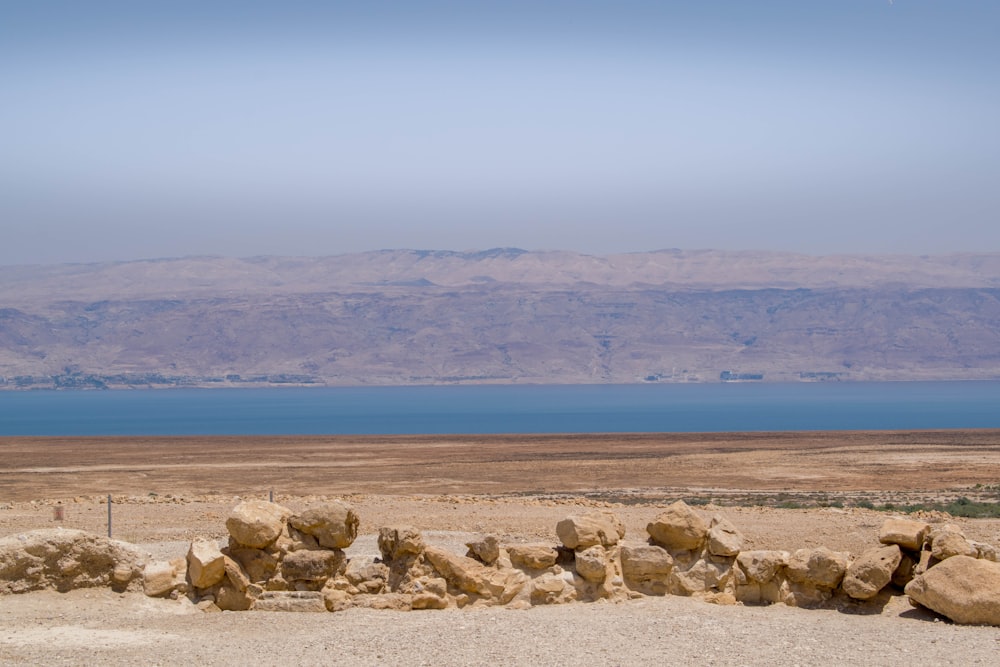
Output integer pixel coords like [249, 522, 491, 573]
[269, 489, 274, 503]
[107, 494, 112, 538]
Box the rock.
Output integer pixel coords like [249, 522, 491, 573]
[905, 555, 1000, 625]
[323, 588, 353, 612]
[646, 501, 707, 552]
[506, 543, 559, 570]
[878, 518, 930, 551]
[187, 538, 225, 589]
[786, 547, 848, 589]
[226, 500, 291, 549]
[252, 590, 328, 612]
[929, 525, 977, 561]
[289, 502, 359, 549]
[353, 593, 413, 611]
[736, 550, 788, 584]
[281, 549, 346, 585]
[377, 526, 425, 562]
[215, 580, 254, 611]
[574, 546, 608, 583]
[707, 515, 743, 557]
[412, 592, 449, 610]
[423, 547, 525, 604]
[0, 529, 146, 595]
[670, 557, 733, 597]
[892, 551, 919, 588]
[465, 534, 501, 565]
[225, 547, 278, 583]
[345, 560, 389, 594]
[620, 544, 674, 595]
[530, 572, 576, 605]
[842, 545, 902, 600]
[555, 511, 626, 550]
[972, 541, 999, 562]
[223, 556, 250, 592]
[143, 558, 186, 598]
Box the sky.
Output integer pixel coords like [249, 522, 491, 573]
[2, 1, 999, 265]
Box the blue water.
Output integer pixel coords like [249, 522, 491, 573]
[1, 382, 999, 436]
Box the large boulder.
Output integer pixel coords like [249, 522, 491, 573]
[187, 538, 225, 589]
[736, 550, 788, 584]
[423, 546, 526, 604]
[878, 518, 930, 551]
[706, 515, 743, 557]
[574, 546, 609, 583]
[0, 529, 145, 594]
[225, 546, 278, 584]
[785, 547, 848, 589]
[143, 558, 187, 597]
[842, 545, 902, 600]
[289, 502, 359, 549]
[646, 501, 707, 552]
[929, 525, 977, 561]
[556, 511, 625, 550]
[226, 500, 291, 549]
[905, 555, 1000, 625]
[620, 544, 674, 595]
[465, 534, 501, 565]
[281, 549, 346, 586]
[377, 526, 425, 562]
[506, 544, 558, 570]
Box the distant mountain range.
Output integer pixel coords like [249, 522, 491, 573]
[2, 249, 1000, 389]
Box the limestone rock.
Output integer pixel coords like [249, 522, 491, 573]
[736, 550, 788, 584]
[972, 541, 999, 562]
[225, 547, 278, 583]
[530, 572, 577, 605]
[223, 555, 250, 592]
[878, 518, 930, 551]
[905, 555, 1000, 625]
[377, 526, 425, 562]
[143, 558, 186, 598]
[555, 511, 626, 550]
[574, 546, 608, 583]
[289, 502, 359, 549]
[506, 543, 559, 570]
[323, 588, 353, 612]
[892, 551, 919, 588]
[670, 557, 733, 597]
[0, 529, 146, 595]
[187, 538, 225, 589]
[465, 535, 501, 565]
[786, 547, 848, 589]
[281, 549, 346, 585]
[252, 590, 327, 612]
[345, 560, 389, 594]
[842, 545, 902, 600]
[424, 547, 525, 603]
[226, 500, 291, 549]
[353, 593, 413, 611]
[707, 515, 743, 557]
[929, 525, 977, 561]
[621, 544, 674, 595]
[647, 501, 707, 552]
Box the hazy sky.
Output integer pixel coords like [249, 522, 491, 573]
[2, 1, 999, 265]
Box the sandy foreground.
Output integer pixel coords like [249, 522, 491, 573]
[2, 431, 1000, 665]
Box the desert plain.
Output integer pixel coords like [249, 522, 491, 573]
[3, 430, 1000, 665]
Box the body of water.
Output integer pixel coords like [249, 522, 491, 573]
[1, 381, 999, 436]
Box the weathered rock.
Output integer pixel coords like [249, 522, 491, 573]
[281, 549, 346, 584]
[289, 502, 359, 549]
[972, 541, 999, 562]
[344, 560, 389, 594]
[409, 577, 449, 609]
[555, 511, 626, 550]
[424, 547, 526, 603]
[786, 547, 848, 589]
[353, 593, 413, 610]
[225, 546, 278, 583]
[377, 526, 425, 562]
[143, 558, 186, 598]
[226, 500, 291, 549]
[465, 534, 501, 565]
[187, 538, 225, 589]
[215, 579, 254, 611]
[530, 572, 577, 605]
[670, 557, 733, 597]
[905, 555, 1000, 625]
[506, 543, 559, 570]
[0, 529, 146, 595]
[223, 555, 250, 592]
[647, 501, 707, 552]
[892, 551, 919, 588]
[252, 590, 327, 612]
[574, 546, 608, 583]
[878, 518, 930, 551]
[929, 525, 977, 561]
[707, 515, 743, 557]
[842, 545, 902, 600]
[323, 588, 353, 612]
[620, 544, 674, 595]
[736, 550, 788, 584]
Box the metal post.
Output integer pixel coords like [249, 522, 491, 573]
[269, 489, 274, 503]
[107, 494, 112, 538]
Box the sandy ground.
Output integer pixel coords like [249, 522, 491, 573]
[2, 430, 1000, 665]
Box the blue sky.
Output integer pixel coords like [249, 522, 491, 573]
[2, 1, 998, 265]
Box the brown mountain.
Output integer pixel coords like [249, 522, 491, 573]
[2, 249, 1000, 388]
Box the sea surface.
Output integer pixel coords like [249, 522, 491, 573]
[1, 381, 999, 436]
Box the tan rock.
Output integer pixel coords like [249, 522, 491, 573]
[574, 546, 608, 583]
[226, 547, 278, 583]
[621, 544, 674, 595]
[345, 560, 389, 594]
[281, 549, 346, 584]
[377, 526, 425, 562]
[465, 534, 501, 565]
[226, 500, 290, 549]
[530, 572, 576, 605]
[972, 541, 999, 562]
[289, 502, 359, 549]
[423, 547, 525, 603]
[929, 525, 977, 561]
[891, 551, 919, 588]
[323, 588, 353, 612]
[215, 580, 254, 611]
[646, 501, 707, 552]
[670, 557, 733, 596]
[187, 538, 225, 589]
[878, 517, 930, 551]
[842, 545, 902, 600]
[905, 555, 1000, 625]
[252, 590, 327, 612]
[786, 547, 848, 589]
[555, 511, 625, 550]
[736, 550, 788, 584]
[707, 515, 743, 557]
[353, 593, 413, 611]
[143, 559, 185, 598]
[506, 543, 558, 570]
